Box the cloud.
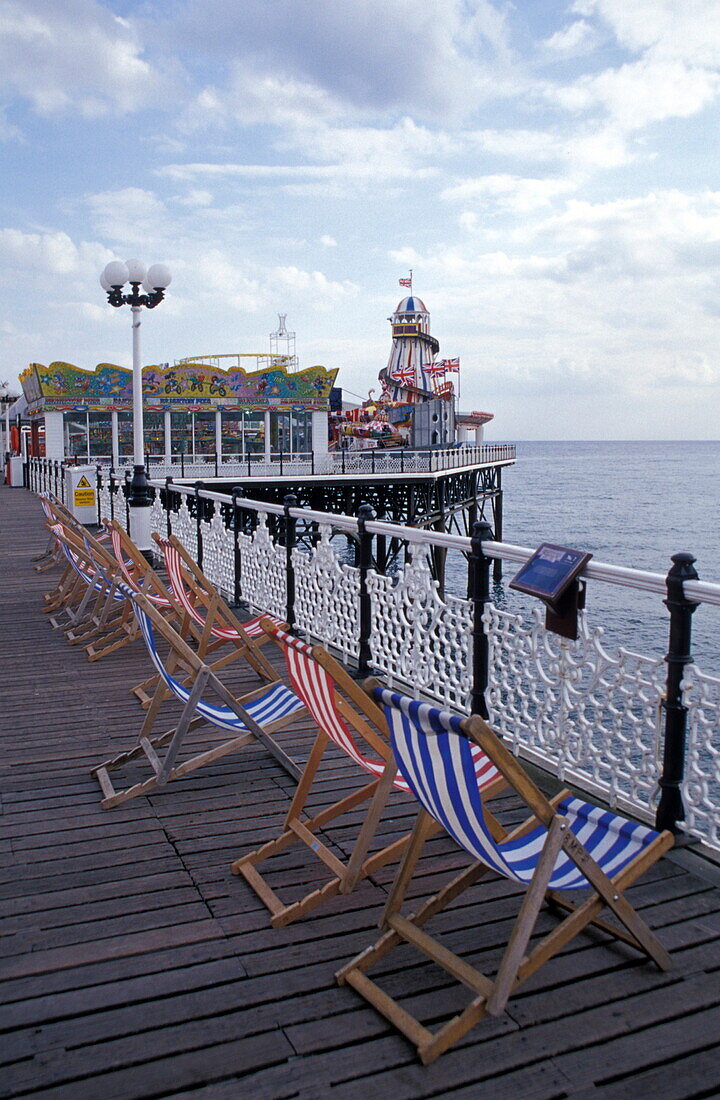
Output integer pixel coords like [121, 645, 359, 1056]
[0, 0, 163, 117]
[320, 235, 337, 247]
[87, 188, 170, 246]
[0, 226, 110, 276]
[157, 0, 515, 123]
[543, 19, 600, 56]
[442, 174, 577, 213]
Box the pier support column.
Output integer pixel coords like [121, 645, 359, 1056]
[492, 469, 503, 582]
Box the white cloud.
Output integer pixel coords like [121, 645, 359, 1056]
[0, 227, 109, 276]
[0, 0, 162, 117]
[543, 19, 600, 56]
[87, 188, 169, 246]
[320, 235, 337, 247]
[442, 174, 577, 213]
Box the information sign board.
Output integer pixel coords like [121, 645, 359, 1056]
[509, 543, 592, 607]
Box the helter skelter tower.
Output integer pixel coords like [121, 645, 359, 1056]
[379, 292, 440, 400]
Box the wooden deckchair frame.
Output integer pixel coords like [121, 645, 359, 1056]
[92, 589, 306, 808]
[46, 522, 139, 661]
[230, 628, 506, 928]
[152, 532, 282, 685]
[336, 704, 674, 1065]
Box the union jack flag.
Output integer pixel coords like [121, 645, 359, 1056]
[398, 277, 411, 287]
[440, 357, 460, 372]
[392, 364, 416, 386]
[424, 360, 448, 378]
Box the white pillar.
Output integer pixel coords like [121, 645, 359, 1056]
[164, 410, 171, 464]
[264, 410, 271, 463]
[131, 306, 144, 467]
[44, 411, 65, 459]
[311, 411, 328, 456]
[475, 424, 484, 445]
[215, 409, 222, 467]
[111, 411, 120, 468]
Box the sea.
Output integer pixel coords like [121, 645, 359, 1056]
[446, 441, 720, 677]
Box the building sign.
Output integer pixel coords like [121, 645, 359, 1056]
[20, 359, 339, 414]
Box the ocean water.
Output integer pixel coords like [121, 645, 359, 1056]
[448, 441, 720, 675]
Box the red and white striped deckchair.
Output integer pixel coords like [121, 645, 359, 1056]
[153, 532, 284, 685]
[230, 622, 506, 927]
[337, 688, 674, 1064]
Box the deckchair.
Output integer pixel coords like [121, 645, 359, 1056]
[230, 624, 506, 927]
[153, 533, 284, 685]
[92, 587, 307, 808]
[46, 522, 138, 660]
[336, 686, 674, 1065]
[104, 521, 200, 704]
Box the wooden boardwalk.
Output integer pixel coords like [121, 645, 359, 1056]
[1, 483, 720, 1099]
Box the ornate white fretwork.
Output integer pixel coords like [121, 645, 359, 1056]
[98, 479, 113, 525]
[149, 493, 165, 538]
[237, 513, 286, 620]
[200, 509, 234, 598]
[484, 603, 666, 818]
[172, 499, 197, 558]
[368, 545, 473, 710]
[293, 525, 360, 659]
[682, 665, 720, 851]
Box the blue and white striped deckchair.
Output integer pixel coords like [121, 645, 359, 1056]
[92, 585, 307, 808]
[337, 686, 674, 1064]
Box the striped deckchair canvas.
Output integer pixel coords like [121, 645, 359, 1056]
[230, 623, 506, 927]
[153, 532, 284, 682]
[91, 586, 307, 808]
[337, 686, 674, 1064]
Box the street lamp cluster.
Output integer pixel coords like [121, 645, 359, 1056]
[100, 259, 172, 552]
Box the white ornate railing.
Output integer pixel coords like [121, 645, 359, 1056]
[96, 443, 515, 481]
[92, 478, 720, 858]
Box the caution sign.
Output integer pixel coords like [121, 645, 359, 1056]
[74, 474, 96, 508]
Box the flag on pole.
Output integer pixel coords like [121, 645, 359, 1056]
[440, 357, 460, 372]
[399, 277, 411, 287]
[424, 360, 448, 379]
[392, 364, 416, 386]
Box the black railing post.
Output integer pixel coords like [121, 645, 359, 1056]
[468, 517, 494, 717]
[232, 487, 242, 606]
[357, 503, 376, 676]
[180, 450, 185, 477]
[109, 469, 115, 521]
[342, 448, 346, 475]
[656, 552, 699, 833]
[401, 449, 405, 473]
[96, 465, 102, 525]
[311, 449, 315, 475]
[283, 493, 297, 629]
[214, 450, 219, 477]
[194, 482, 205, 567]
[165, 476, 172, 536]
[124, 471, 130, 529]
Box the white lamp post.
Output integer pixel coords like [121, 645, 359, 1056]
[100, 259, 171, 551]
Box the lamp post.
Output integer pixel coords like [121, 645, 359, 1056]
[100, 259, 171, 551]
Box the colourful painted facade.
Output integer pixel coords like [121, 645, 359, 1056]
[19, 360, 338, 415]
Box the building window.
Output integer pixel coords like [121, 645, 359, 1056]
[63, 411, 89, 461]
[88, 411, 112, 458]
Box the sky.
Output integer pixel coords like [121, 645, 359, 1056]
[1, 0, 720, 439]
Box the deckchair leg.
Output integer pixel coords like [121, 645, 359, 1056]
[487, 814, 566, 1016]
[343, 761, 398, 892]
